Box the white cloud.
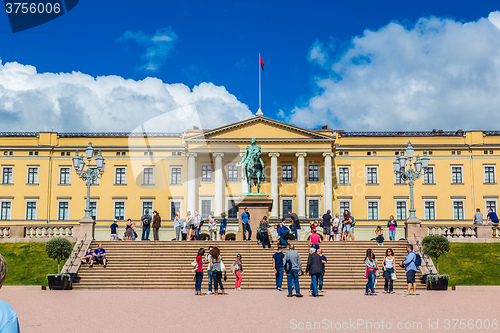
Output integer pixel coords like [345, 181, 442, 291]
[290, 11, 500, 131]
[0, 61, 253, 132]
[119, 28, 177, 71]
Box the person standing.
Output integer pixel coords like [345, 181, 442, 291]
[364, 249, 379, 295]
[232, 254, 243, 291]
[342, 210, 351, 241]
[276, 220, 289, 248]
[0, 255, 20, 332]
[240, 207, 252, 241]
[124, 219, 133, 241]
[309, 227, 321, 251]
[387, 215, 397, 241]
[332, 213, 341, 241]
[194, 248, 205, 295]
[400, 244, 418, 296]
[474, 208, 483, 225]
[306, 247, 323, 297]
[208, 211, 217, 241]
[110, 219, 119, 241]
[153, 210, 162, 241]
[383, 248, 396, 294]
[173, 211, 181, 241]
[185, 211, 193, 240]
[284, 244, 303, 297]
[288, 210, 301, 240]
[317, 248, 327, 293]
[194, 210, 202, 240]
[322, 210, 332, 241]
[205, 246, 213, 295]
[219, 212, 227, 241]
[259, 216, 271, 248]
[349, 213, 356, 241]
[272, 246, 285, 291]
[130, 220, 137, 241]
[141, 209, 152, 241]
[181, 217, 188, 241]
[210, 247, 225, 295]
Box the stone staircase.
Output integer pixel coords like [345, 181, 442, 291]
[73, 240, 423, 290]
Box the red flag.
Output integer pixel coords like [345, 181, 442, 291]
[260, 54, 264, 71]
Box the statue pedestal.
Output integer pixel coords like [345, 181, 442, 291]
[236, 195, 273, 241]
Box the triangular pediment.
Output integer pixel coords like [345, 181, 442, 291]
[186, 116, 334, 142]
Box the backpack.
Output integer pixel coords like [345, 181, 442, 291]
[414, 253, 422, 267]
[142, 214, 151, 226]
[284, 258, 292, 273]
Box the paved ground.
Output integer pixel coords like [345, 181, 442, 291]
[1, 287, 499, 332]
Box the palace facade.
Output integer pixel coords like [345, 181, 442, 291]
[0, 116, 498, 228]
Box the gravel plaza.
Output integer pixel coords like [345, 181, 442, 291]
[2, 287, 499, 333]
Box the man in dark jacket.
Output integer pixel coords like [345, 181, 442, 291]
[152, 210, 161, 241]
[288, 210, 301, 240]
[306, 247, 323, 297]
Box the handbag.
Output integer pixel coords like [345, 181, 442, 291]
[333, 226, 339, 233]
[191, 260, 198, 273]
[375, 270, 380, 277]
[391, 272, 397, 280]
[220, 260, 226, 272]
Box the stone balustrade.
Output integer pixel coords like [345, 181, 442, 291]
[493, 226, 500, 238]
[25, 225, 74, 238]
[0, 226, 10, 238]
[426, 225, 477, 238]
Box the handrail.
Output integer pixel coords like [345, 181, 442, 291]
[413, 235, 435, 275]
[62, 236, 87, 274]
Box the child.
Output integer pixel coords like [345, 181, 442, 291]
[375, 225, 384, 246]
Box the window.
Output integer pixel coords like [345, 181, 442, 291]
[89, 167, 99, 185]
[367, 201, 378, 220]
[395, 172, 405, 184]
[27, 166, 38, 185]
[308, 200, 319, 218]
[2, 167, 13, 184]
[201, 165, 212, 182]
[114, 202, 125, 220]
[282, 200, 292, 219]
[453, 201, 464, 220]
[424, 201, 436, 220]
[423, 166, 435, 184]
[396, 201, 407, 220]
[227, 165, 238, 182]
[170, 201, 181, 220]
[338, 167, 350, 185]
[58, 201, 69, 220]
[339, 201, 351, 215]
[171, 167, 182, 185]
[26, 201, 37, 220]
[366, 166, 378, 184]
[142, 167, 154, 185]
[486, 200, 497, 213]
[308, 165, 319, 182]
[142, 201, 153, 215]
[201, 200, 211, 219]
[59, 167, 70, 185]
[282, 165, 293, 182]
[484, 165, 496, 184]
[1, 202, 11, 220]
[89, 201, 97, 220]
[227, 200, 237, 218]
[451, 166, 463, 184]
[115, 167, 127, 185]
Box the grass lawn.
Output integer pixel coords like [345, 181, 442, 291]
[439, 243, 500, 286]
[0, 243, 61, 286]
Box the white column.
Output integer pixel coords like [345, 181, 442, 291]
[240, 152, 248, 195]
[187, 153, 197, 214]
[323, 152, 334, 214]
[269, 152, 280, 218]
[213, 153, 224, 217]
[296, 152, 307, 218]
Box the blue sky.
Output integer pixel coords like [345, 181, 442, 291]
[1, 0, 500, 132]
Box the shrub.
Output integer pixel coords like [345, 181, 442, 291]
[422, 234, 451, 273]
[45, 238, 73, 274]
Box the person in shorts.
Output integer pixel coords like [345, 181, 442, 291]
[110, 219, 119, 241]
[80, 248, 93, 265]
[322, 210, 332, 241]
[90, 243, 107, 268]
[400, 244, 418, 296]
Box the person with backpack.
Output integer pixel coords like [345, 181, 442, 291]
[284, 244, 303, 297]
[399, 244, 420, 296]
[140, 209, 152, 241]
[276, 219, 289, 248]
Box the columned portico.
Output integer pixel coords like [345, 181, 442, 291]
[296, 152, 307, 218]
[213, 153, 224, 217]
[186, 152, 197, 213]
[269, 152, 280, 218]
[323, 152, 334, 213]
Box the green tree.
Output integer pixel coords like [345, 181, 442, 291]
[45, 238, 73, 273]
[422, 235, 451, 273]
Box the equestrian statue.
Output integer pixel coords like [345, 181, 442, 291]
[237, 138, 266, 193]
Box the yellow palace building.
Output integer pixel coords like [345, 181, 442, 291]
[0, 116, 498, 240]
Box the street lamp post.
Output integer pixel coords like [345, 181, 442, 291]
[72, 142, 105, 219]
[393, 141, 430, 220]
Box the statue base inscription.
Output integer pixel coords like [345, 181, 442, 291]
[236, 196, 273, 241]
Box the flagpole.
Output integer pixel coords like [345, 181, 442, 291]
[259, 52, 262, 112]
